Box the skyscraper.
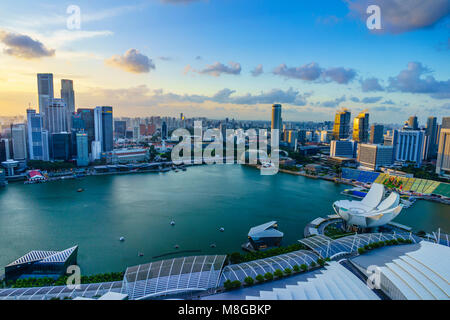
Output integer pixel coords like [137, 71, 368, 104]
[37, 73, 54, 129]
[408, 116, 418, 130]
[271, 104, 282, 138]
[353, 111, 369, 143]
[442, 117, 450, 129]
[47, 99, 68, 133]
[76, 132, 89, 167]
[61, 79, 75, 130]
[51, 133, 71, 161]
[333, 109, 351, 140]
[436, 128, 450, 176]
[357, 144, 393, 170]
[392, 129, 424, 167]
[425, 117, 438, 159]
[161, 121, 168, 140]
[114, 121, 127, 139]
[27, 109, 49, 161]
[11, 124, 27, 161]
[77, 108, 95, 153]
[94, 106, 113, 152]
[370, 124, 384, 144]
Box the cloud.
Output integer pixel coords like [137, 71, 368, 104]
[372, 106, 402, 112]
[105, 49, 155, 74]
[388, 62, 450, 99]
[350, 97, 360, 102]
[273, 62, 356, 84]
[382, 99, 395, 105]
[345, 0, 450, 34]
[196, 61, 241, 77]
[361, 77, 384, 92]
[318, 95, 347, 108]
[0, 30, 55, 59]
[83, 85, 310, 107]
[251, 64, 264, 77]
[361, 96, 383, 103]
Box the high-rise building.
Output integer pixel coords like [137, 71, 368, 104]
[37, 73, 54, 129]
[392, 129, 424, 167]
[442, 117, 450, 129]
[77, 109, 95, 153]
[436, 128, 450, 176]
[161, 121, 168, 140]
[408, 116, 418, 130]
[330, 140, 356, 158]
[11, 124, 27, 161]
[26, 109, 49, 161]
[424, 117, 438, 159]
[94, 106, 113, 152]
[353, 111, 369, 143]
[61, 80, 75, 131]
[47, 99, 68, 134]
[76, 132, 89, 167]
[114, 121, 127, 139]
[0, 167, 5, 187]
[370, 124, 384, 144]
[357, 144, 393, 170]
[51, 132, 71, 161]
[271, 104, 282, 138]
[0, 139, 11, 162]
[333, 109, 351, 140]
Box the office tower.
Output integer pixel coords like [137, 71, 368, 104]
[353, 111, 369, 143]
[0, 167, 5, 187]
[320, 130, 328, 143]
[333, 109, 351, 140]
[357, 144, 393, 170]
[47, 99, 68, 133]
[61, 80, 75, 131]
[297, 130, 307, 144]
[11, 124, 27, 160]
[114, 121, 127, 139]
[91, 141, 101, 161]
[370, 124, 384, 144]
[94, 106, 113, 152]
[26, 109, 49, 161]
[330, 140, 356, 158]
[442, 117, 450, 129]
[51, 133, 71, 160]
[424, 117, 438, 159]
[76, 132, 89, 166]
[77, 108, 95, 153]
[0, 139, 10, 162]
[392, 129, 424, 167]
[271, 104, 282, 138]
[161, 121, 168, 140]
[408, 116, 418, 130]
[436, 128, 450, 175]
[37, 73, 54, 129]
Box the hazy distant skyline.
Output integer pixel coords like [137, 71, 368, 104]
[0, 0, 449, 124]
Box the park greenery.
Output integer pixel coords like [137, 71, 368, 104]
[228, 243, 307, 264]
[27, 160, 75, 171]
[7, 271, 124, 288]
[357, 238, 413, 255]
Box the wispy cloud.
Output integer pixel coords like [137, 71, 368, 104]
[251, 64, 264, 77]
[273, 62, 356, 84]
[191, 61, 242, 77]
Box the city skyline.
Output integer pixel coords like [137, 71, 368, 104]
[0, 0, 449, 123]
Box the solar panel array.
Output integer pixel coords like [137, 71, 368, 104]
[299, 233, 418, 259]
[0, 281, 123, 300]
[123, 255, 227, 300]
[220, 250, 319, 284]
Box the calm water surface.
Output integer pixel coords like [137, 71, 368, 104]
[0, 165, 448, 275]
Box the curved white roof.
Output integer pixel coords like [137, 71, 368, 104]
[333, 183, 403, 228]
[248, 221, 283, 238]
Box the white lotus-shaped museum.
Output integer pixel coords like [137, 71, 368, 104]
[333, 183, 403, 228]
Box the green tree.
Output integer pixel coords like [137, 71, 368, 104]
[293, 265, 300, 272]
[244, 276, 254, 286]
[255, 274, 264, 282]
[300, 264, 308, 272]
[264, 272, 274, 281]
[274, 269, 283, 278]
[284, 268, 292, 276]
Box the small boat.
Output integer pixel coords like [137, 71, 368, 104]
[138, 252, 144, 257]
[119, 237, 125, 242]
[77, 188, 84, 192]
[174, 169, 180, 173]
[174, 244, 179, 249]
[170, 220, 175, 226]
[219, 227, 225, 232]
[210, 243, 216, 248]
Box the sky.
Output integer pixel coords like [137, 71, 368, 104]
[0, 0, 449, 124]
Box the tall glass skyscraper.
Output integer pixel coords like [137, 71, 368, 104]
[271, 104, 282, 138]
[352, 111, 369, 143]
[37, 73, 54, 129]
[11, 123, 27, 161]
[61, 79, 75, 131]
[94, 106, 113, 152]
[333, 109, 351, 140]
[47, 99, 68, 134]
[76, 132, 89, 166]
[26, 109, 49, 161]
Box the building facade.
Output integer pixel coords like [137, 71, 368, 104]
[11, 123, 27, 161]
[392, 129, 424, 167]
[37, 73, 54, 129]
[330, 140, 356, 158]
[47, 99, 68, 134]
[357, 144, 394, 170]
[271, 104, 282, 138]
[27, 109, 49, 161]
[76, 132, 89, 166]
[94, 106, 114, 152]
[353, 112, 369, 143]
[333, 109, 351, 140]
[370, 124, 384, 144]
[436, 128, 450, 176]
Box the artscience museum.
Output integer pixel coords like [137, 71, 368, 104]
[333, 183, 403, 228]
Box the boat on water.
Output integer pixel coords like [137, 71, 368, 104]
[119, 237, 125, 242]
[170, 220, 175, 226]
[219, 227, 225, 232]
[77, 188, 84, 192]
[138, 252, 144, 257]
[210, 243, 216, 248]
[174, 244, 179, 249]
